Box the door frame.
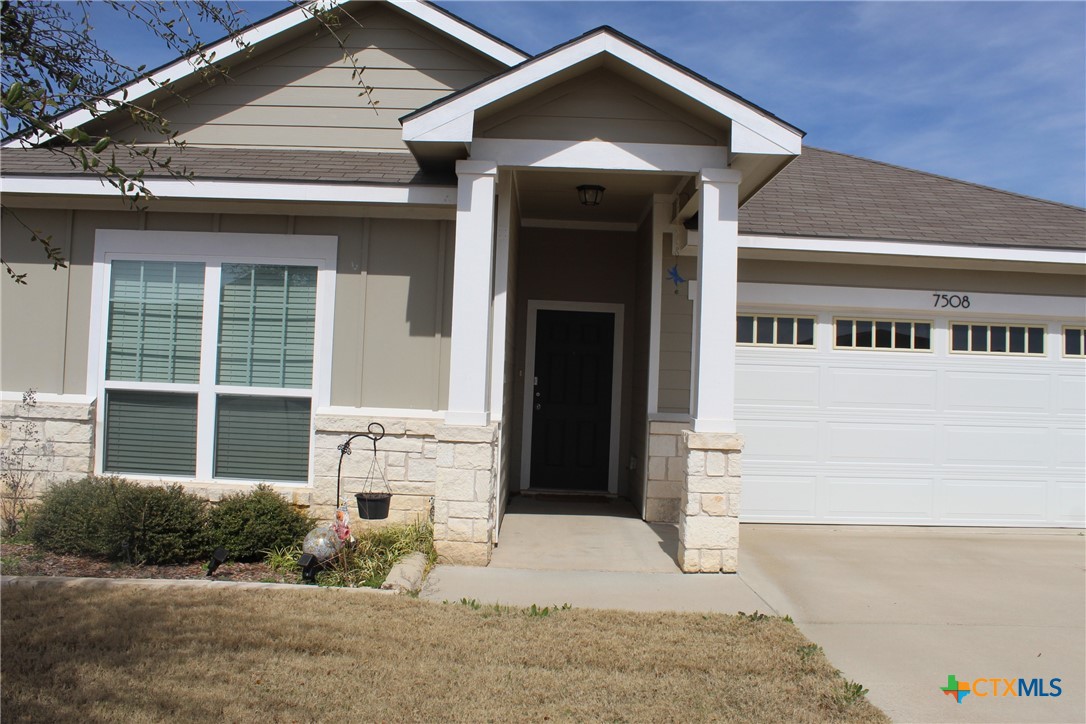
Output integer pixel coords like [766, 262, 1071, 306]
[520, 300, 624, 495]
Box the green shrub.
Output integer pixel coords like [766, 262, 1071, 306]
[29, 476, 132, 557]
[30, 475, 209, 564]
[207, 484, 312, 561]
[113, 483, 209, 564]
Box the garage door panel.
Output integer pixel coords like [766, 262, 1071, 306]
[742, 474, 817, 517]
[943, 425, 1050, 467]
[736, 363, 819, 407]
[827, 422, 936, 464]
[944, 371, 1049, 413]
[1055, 429, 1086, 467]
[826, 367, 937, 410]
[740, 419, 819, 461]
[1057, 376, 1085, 414]
[1053, 483, 1085, 523]
[825, 476, 933, 518]
[941, 480, 1047, 521]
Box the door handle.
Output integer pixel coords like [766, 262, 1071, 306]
[534, 403, 542, 411]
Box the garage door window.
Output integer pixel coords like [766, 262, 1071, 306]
[737, 315, 815, 347]
[1064, 327, 1086, 358]
[951, 323, 1044, 356]
[835, 318, 931, 351]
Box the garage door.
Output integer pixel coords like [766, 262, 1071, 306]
[735, 286, 1085, 527]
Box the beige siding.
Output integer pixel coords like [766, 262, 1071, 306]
[476, 69, 725, 146]
[628, 215, 654, 513]
[658, 238, 697, 414]
[1, 209, 454, 413]
[119, 5, 501, 152]
[359, 218, 452, 410]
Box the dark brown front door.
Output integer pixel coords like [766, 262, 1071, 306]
[529, 309, 614, 491]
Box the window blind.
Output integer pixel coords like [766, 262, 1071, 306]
[217, 264, 317, 388]
[104, 391, 198, 476]
[106, 261, 204, 382]
[214, 396, 311, 481]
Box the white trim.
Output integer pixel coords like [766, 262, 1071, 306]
[738, 282, 1086, 319]
[0, 176, 457, 206]
[314, 406, 445, 420]
[470, 138, 729, 174]
[3, 0, 526, 149]
[520, 300, 624, 495]
[388, 1, 528, 66]
[520, 218, 639, 233]
[489, 173, 513, 420]
[403, 29, 801, 154]
[739, 235, 1086, 266]
[89, 229, 337, 483]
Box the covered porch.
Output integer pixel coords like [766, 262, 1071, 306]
[401, 27, 802, 570]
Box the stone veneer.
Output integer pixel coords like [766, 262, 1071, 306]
[0, 398, 95, 488]
[312, 414, 498, 566]
[678, 430, 743, 573]
[644, 420, 687, 523]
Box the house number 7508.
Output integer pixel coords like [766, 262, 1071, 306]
[932, 293, 970, 308]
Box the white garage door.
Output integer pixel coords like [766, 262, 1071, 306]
[735, 285, 1086, 528]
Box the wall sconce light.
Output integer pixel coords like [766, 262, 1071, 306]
[577, 184, 605, 206]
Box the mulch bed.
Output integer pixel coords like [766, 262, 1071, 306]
[0, 542, 294, 583]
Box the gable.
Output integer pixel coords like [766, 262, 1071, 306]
[111, 4, 505, 152]
[475, 68, 726, 146]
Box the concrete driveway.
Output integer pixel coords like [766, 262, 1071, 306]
[739, 525, 1086, 724]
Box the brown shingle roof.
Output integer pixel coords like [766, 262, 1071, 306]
[4, 145, 1083, 251]
[0, 147, 455, 186]
[740, 147, 1086, 250]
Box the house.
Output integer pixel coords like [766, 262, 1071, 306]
[2, 0, 1083, 571]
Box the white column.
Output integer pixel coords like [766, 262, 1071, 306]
[692, 168, 742, 433]
[446, 160, 498, 426]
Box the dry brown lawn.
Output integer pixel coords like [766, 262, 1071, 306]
[1, 585, 888, 723]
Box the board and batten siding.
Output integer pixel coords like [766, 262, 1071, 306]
[476, 69, 726, 146]
[119, 4, 502, 152]
[0, 208, 453, 414]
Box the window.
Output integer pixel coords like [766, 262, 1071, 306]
[1064, 327, 1086, 358]
[737, 315, 815, 347]
[950, 323, 1045, 356]
[834, 318, 931, 351]
[94, 231, 336, 483]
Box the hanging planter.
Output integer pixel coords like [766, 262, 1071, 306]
[336, 422, 393, 521]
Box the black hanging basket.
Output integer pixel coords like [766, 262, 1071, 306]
[355, 492, 392, 520]
[336, 423, 393, 521]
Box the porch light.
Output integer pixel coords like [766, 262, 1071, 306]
[577, 184, 605, 206]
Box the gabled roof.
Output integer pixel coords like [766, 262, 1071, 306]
[739, 148, 1086, 250]
[2, 0, 528, 148]
[401, 25, 803, 155]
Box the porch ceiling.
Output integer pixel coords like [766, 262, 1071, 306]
[515, 169, 684, 225]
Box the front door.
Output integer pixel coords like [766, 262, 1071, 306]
[529, 309, 615, 491]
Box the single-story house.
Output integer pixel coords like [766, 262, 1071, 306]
[2, 0, 1083, 571]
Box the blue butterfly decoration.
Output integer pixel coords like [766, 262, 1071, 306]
[667, 264, 686, 291]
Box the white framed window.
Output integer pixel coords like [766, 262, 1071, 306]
[950, 322, 1045, 356]
[89, 230, 337, 484]
[834, 318, 932, 351]
[736, 314, 815, 347]
[1063, 327, 1086, 358]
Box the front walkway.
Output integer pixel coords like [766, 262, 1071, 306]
[489, 497, 680, 573]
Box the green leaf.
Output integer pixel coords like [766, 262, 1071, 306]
[92, 137, 110, 154]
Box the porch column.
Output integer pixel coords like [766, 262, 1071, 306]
[691, 168, 742, 432]
[446, 160, 498, 426]
[679, 167, 744, 573]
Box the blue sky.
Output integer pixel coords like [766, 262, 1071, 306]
[90, 1, 1085, 207]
